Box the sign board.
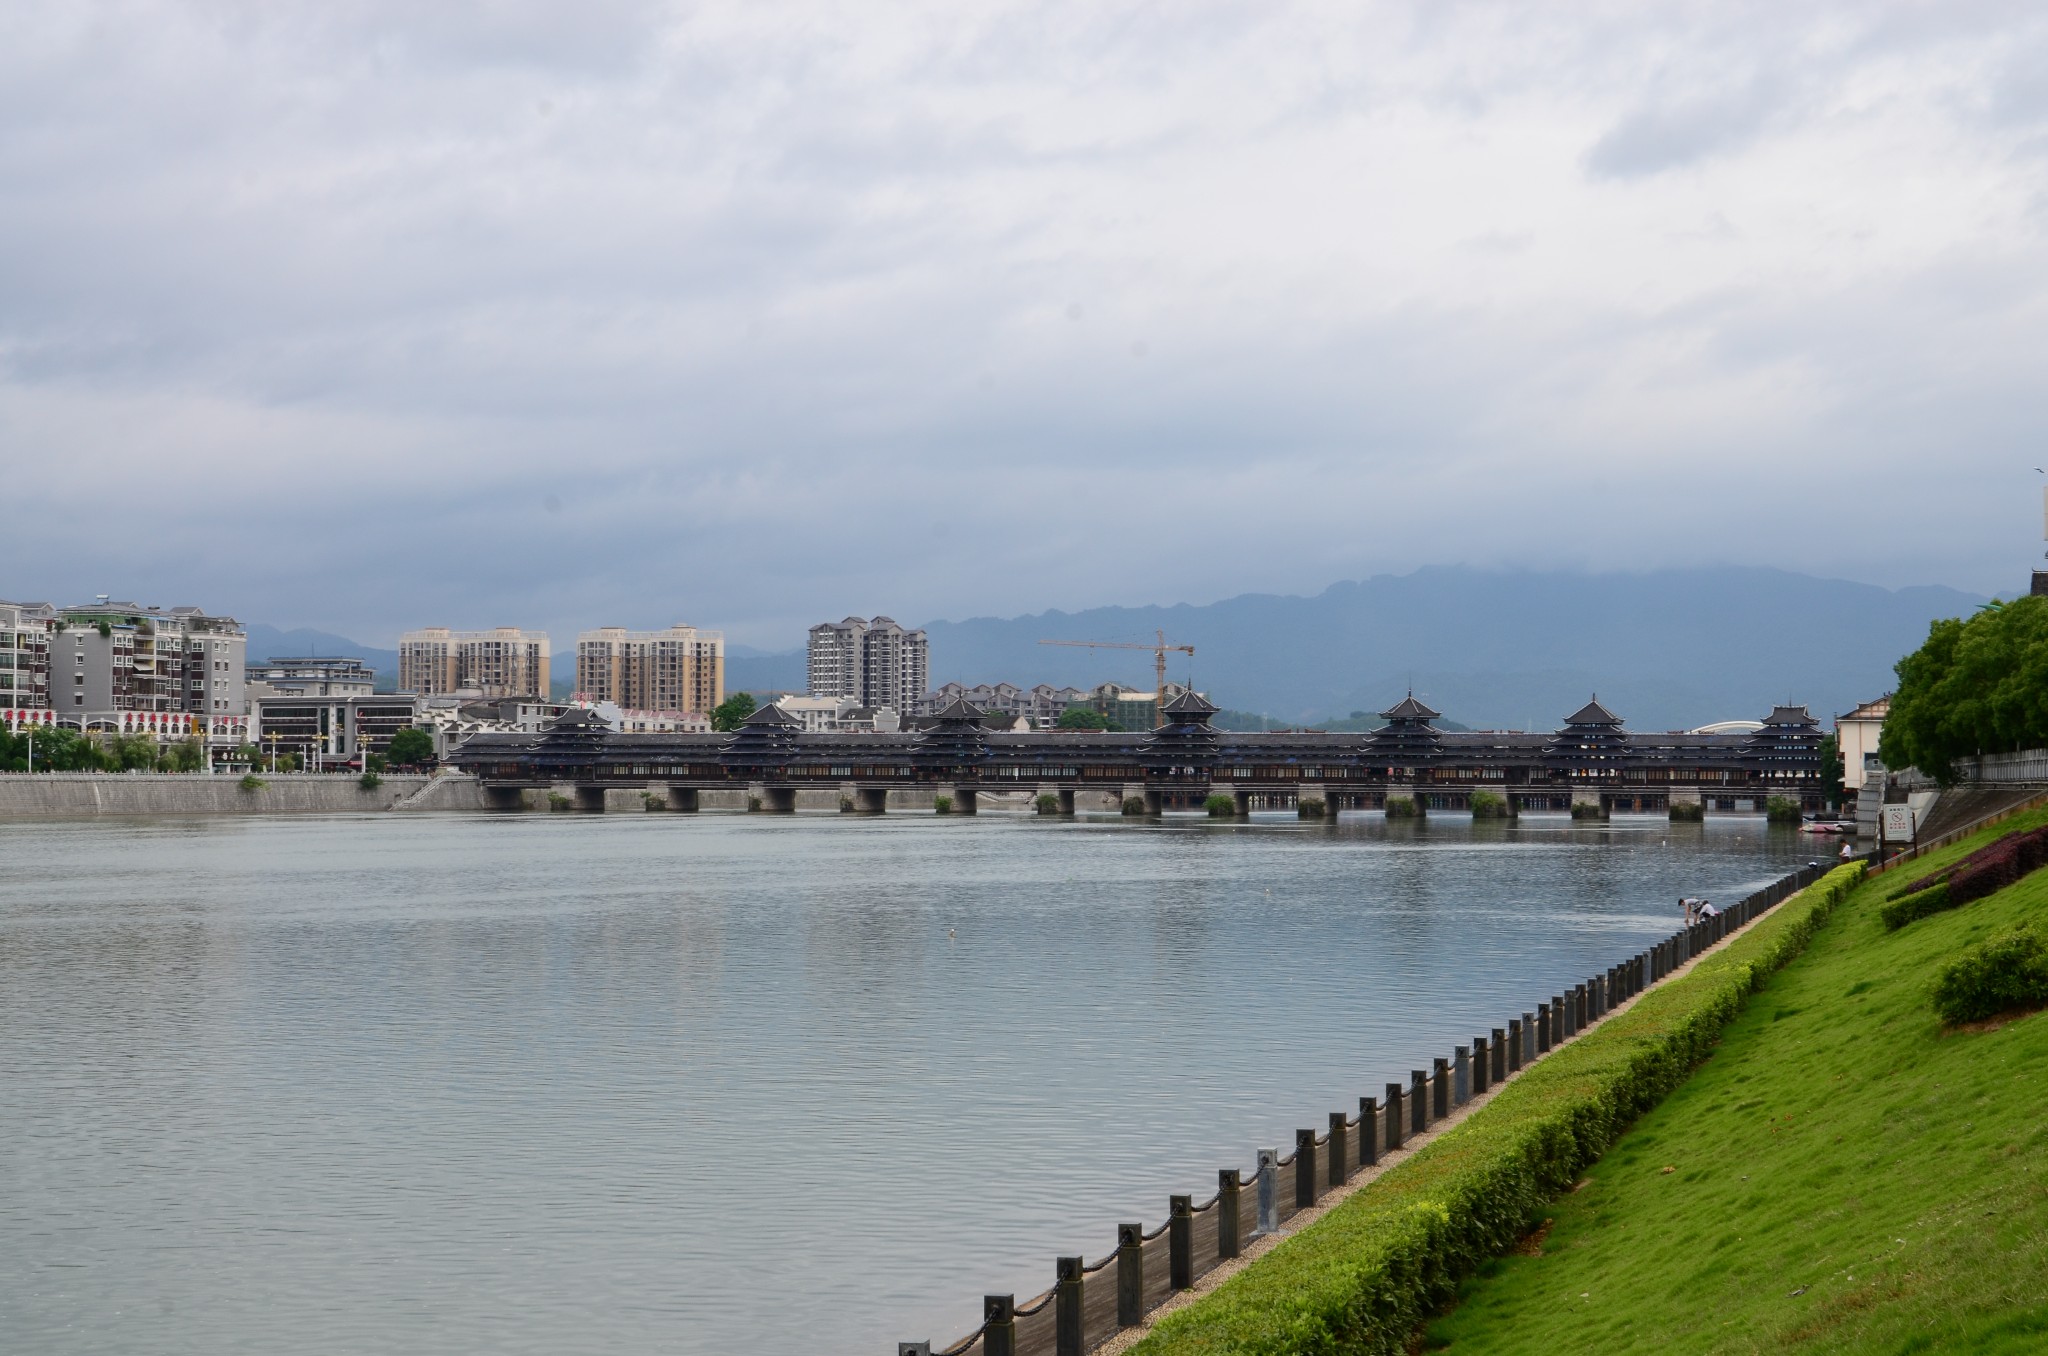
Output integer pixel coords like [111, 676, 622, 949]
[1881, 804, 1917, 844]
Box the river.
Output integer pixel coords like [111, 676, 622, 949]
[0, 810, 1820, 1354]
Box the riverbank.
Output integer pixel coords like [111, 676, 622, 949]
[1120, 858, 1863, 1356]
[1420, 808, 2048, 1352]
[0, 771, 462, 816]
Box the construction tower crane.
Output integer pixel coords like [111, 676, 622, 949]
[1037, 630, 1195, 728]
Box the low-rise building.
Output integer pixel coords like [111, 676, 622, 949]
[1836, 696, 1891, 795]
[918, 681, 1091, 727]
[251, 693, 425, 768]
[248, 656, 377, 698]
[770, 695, 901, 732]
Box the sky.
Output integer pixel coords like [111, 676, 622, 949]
[4, 1, 2048, 649]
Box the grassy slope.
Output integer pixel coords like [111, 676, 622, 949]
[1426, 811, 2048, 1354]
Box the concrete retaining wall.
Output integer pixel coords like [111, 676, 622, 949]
[0, 772, 445, 818]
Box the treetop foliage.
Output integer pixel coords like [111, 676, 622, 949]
[1882, 594, 2048, 783]
[710, 692, 758, 732]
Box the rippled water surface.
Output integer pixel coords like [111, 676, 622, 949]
[0, 810, 1822, 1354]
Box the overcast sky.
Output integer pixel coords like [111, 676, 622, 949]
[4, 2, 2046, 648]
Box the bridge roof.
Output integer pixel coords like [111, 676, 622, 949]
[1563, 697, 1623, 728]
[1380, 693, 1441, 721]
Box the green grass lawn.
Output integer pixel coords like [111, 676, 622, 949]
[1424, 813, 2048, 1354]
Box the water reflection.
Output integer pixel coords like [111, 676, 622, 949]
[0, 811, 1816, 1355]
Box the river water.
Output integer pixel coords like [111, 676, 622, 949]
[0, 810, 1820, 1354]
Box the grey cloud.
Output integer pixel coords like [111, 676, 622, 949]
[2, 2, 2046, 646]
[1584, 78, 1785, 180]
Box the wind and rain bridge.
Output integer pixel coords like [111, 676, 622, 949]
[453, 694, 1827, 818]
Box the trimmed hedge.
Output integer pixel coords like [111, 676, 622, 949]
[1931, 925, 2048, 1026]
[1878, 882, 1953, 931]
[1890, 824, 2048, 901]
[1130, 862, 1866, 1356]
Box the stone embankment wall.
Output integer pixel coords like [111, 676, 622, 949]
[0, 772, 495, 818]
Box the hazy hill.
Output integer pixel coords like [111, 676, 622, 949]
[244, 624, 400, 691]
[914, 566, 1985, 731]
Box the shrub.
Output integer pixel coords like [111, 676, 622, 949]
[548, 791, 573, 812]
[933, 794, 954, 814]
[644, 792, 668, 811]
[839, 795, 856, 813]
[238, 773, 266, 793]
[1668, 800, 1705, 822]
[1569, 801, 1603, 820]
[1121, 796, 1148, 816]
[1383, 795, 1419, 820]
[1468, 790, 1508, 819]
[1930, 925, 2048, 1025]
[358, 771, 382, 791]
[1131, 863, 1866, 1356]
[1298, 797, 1328, 819]
[1878, 882, 1953, 930]
[1765, 796, 1802, 823]
[1204, 792, 1238, 817]
[1036, 793, 1063, 815]
[745, 795, 763, 812]
[1889, 824, 2048, 898]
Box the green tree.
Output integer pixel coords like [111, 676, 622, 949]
[19, 727, 98, 771]
[1816, 733, 1845, 810]
[1056, 707, 1120, 731]
[103, 732, 158, 771]
[710, 691, 758, 732]
[385, 727, 436, 767]
[1883, 595, 2048, 783]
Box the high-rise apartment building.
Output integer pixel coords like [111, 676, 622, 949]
[2, 599, 246, 743]
[0, 600, 53, 718]
[49, 601, 247, 719]
[399, 627, 551, 699]
[806, 616, 928, 714]
[575, 625, 724, 715]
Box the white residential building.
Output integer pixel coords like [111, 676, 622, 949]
[807, 616, 928, 714]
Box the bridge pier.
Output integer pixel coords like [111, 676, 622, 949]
[851, 786, 889, 814]
[659, 785, 700, 812]
[933, 785, 977, 814]
[1573, 791, 1609, 820]
[571, 785, 606, 813]
[1037, 785, 1075, 815]
[1297, 783, 1330, 819]
[751, 785, 796, 813]
[1209, 783, 1252, 817]
[1117, 784, 1162, 815]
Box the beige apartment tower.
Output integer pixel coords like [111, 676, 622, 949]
[576, 625, 724, 715]
[399, 627, 551, 699]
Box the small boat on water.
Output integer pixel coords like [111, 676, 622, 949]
[1799, 819, 1853, 835]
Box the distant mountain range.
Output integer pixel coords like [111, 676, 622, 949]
[257, 565, 1986, 730]
[911, 566, 1984, 731]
